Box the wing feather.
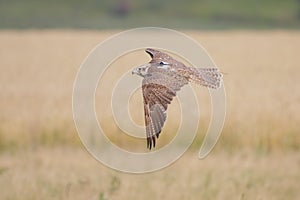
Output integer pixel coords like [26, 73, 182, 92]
[142, 73, 187, 149]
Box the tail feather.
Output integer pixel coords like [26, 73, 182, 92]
[188, 67, 223, 89]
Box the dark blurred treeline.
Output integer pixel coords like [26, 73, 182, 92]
[0, 0, 300, 29]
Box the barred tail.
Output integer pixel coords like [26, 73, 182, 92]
[188, 67, 223, 89]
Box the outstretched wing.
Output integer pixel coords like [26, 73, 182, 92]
[142, 72, 188, 149]
[185, 67, 223, 89]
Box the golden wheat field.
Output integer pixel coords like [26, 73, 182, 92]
[0, 30, 299, 200]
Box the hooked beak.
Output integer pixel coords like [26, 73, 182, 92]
[132, 67, 138, 75]
[131, 63, 150, 76]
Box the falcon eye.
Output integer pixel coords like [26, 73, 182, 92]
[159, 61, 168, 65]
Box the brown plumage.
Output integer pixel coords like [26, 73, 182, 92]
[132, 48, 223, 149]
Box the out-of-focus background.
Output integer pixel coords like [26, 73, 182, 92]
[1, 0, 300, 29]
[0, 1, 300, 200]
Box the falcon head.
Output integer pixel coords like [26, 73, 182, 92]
[132, 48, 172, 77]
[131, 63, 150, 77]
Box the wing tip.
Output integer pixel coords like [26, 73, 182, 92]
[147, 135, 158, 150]
[145, 48, 154, 58]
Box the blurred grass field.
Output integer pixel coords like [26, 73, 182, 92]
[0, 30, 299, 199]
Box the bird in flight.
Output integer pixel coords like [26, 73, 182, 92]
[132, 48, 223, 149]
